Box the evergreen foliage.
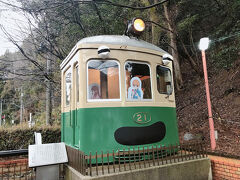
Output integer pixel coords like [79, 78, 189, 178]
[0, 124, 60, 150]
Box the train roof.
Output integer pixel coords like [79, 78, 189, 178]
[77, 35, 168, 53]
[61, 35, 170, 69]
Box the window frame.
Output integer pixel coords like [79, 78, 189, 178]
[86, 59, 121, 102]
[124, 60, 153, 102]
[156, 65, 173, 95]
[75, 63, 79, 103]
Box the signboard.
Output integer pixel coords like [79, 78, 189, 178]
[29, 142, 68, 167]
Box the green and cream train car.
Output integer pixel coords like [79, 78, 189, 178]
[60, 35, 179, 155]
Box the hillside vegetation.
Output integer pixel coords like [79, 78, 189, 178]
[177, 58, 240, 156]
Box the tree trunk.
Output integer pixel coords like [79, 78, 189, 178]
[141, 0, 162, 45]
[163, 3, 183, 90]
[151, 0, 162, 45]
[179, 37, 203, 76]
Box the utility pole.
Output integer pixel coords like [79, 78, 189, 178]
[29, 113, 32, 128]
[20, 87, 23, 124]
[0, 99, 2, 126]
[46, 52, 52, 125]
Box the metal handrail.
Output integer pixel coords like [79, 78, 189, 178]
[0, 149, 28, 157]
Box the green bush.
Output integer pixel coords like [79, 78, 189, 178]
[0, 125, 61, 151]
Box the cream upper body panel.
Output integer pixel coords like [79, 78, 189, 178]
[61, 35, 175, 112]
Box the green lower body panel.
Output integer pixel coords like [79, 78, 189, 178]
[61, 106, 179, 155]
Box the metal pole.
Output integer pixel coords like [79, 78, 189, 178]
[29, 113, 32, 128]
[0, 99, 2, 126]
[46, 53, 52, 125]
[201, 50, 216, 150]
[20, 87, 23, 124]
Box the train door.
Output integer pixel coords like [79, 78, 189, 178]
[63, 66, 74, 145]
[74, 64, 80, 147]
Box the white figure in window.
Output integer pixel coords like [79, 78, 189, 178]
[128, 77, 143, 100]
[89, 83, 101, 99]
[66, 84, 71, 103]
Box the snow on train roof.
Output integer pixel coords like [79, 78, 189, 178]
[77, 35, 168, 54]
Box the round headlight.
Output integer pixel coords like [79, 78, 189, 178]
[133, 18, 145, 32]
[125, 18, 145, 37]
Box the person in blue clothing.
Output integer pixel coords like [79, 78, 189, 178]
[128, 77, 143, 100]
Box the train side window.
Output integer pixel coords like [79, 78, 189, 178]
[87, 60, 120, 101]
[125, 61, 152, 100]
[156, 66, 172, 95]
[65, 68, 72, 106]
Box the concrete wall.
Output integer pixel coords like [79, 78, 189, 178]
[65, 158, 212, 180]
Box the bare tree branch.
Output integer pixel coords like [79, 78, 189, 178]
[0, 25, 55, 82]
[146, 20, 173, 33]
[0, 57, 29, 63]
[91, 0, 107, 34]
[1, 0, 169, 14]
[90, 0, 169, 10]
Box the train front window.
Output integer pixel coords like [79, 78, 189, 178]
[125, 61, 152, 100]
[87, 60, 120, 101]
[65, 68, 72, 106]
[156, 66, 172, 95]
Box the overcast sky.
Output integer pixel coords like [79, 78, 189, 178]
[0, 0, 29, 56]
